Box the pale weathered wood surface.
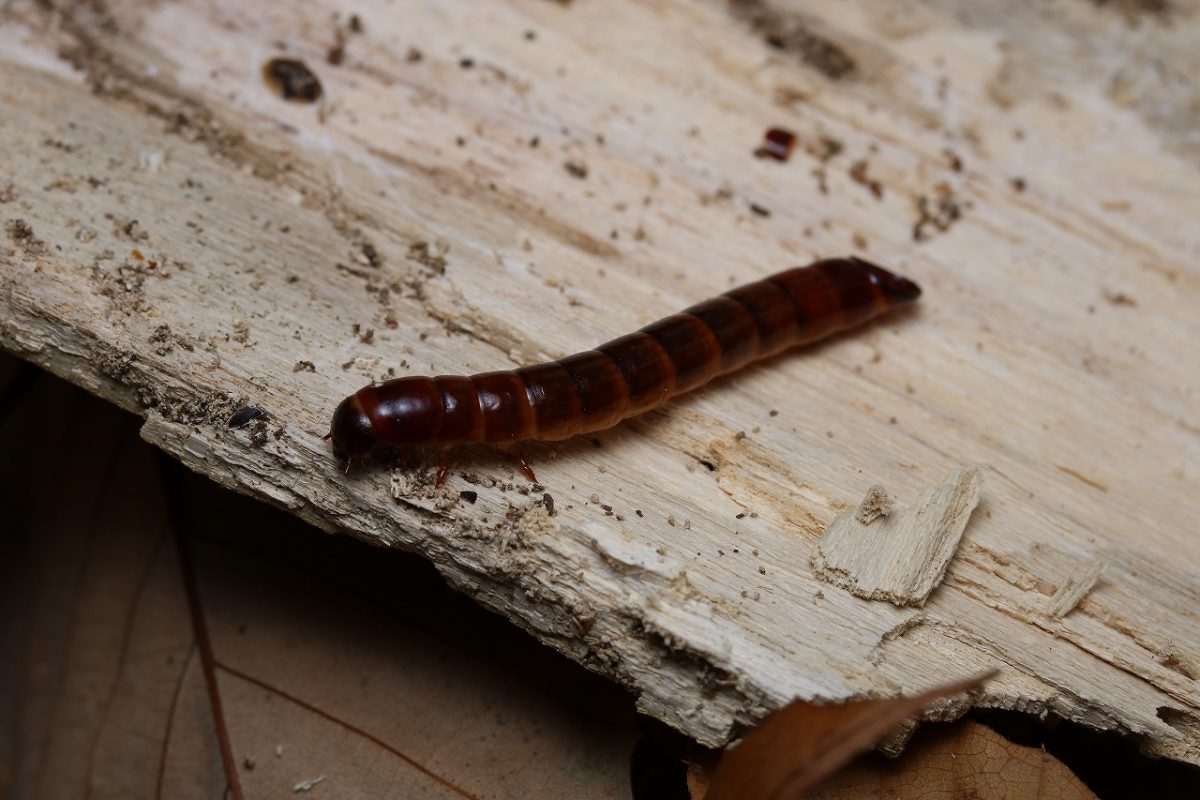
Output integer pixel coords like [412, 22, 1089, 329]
[2, 0, 1199, 764]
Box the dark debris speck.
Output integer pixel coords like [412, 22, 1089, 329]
[262, 58, 323, 103]
[228, 406, 266, 429]
[754, 127, 797, 162]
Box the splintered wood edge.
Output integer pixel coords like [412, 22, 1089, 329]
[1049, 561, 1108, 619]
[810, 466, 986, 607]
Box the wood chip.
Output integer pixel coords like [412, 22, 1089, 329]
[1049, 560, 1107, 618]
[855, 484, 893, 524]
[811, 466, 985, 607]
[293, 776, 325, 792]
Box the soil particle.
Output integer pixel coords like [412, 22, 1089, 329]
[754, 127, 797, 161]
[228, 406, 266, 429]
[848, 159, 884, 199]
[6, 219, 47, 255]
[912, 183, 964, 241]
[263, 58, 323, 103]
[149, 324, 174, 356]
[730, 0, 856, 80]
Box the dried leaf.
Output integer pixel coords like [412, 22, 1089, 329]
[701, 672, 995, 800]
[687, 743, 721, 798]
[810, 720, 1097, 800]
[0, 374, 226, 798]
[3, 370, 635, 799]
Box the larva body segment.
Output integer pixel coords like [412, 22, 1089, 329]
[330, 257, 920, 462]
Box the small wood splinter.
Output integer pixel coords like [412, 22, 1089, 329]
[329, 257, 921, 481]
[855, 484, 893, 524]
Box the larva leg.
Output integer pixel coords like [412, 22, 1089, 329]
[513, 451, 538, 484]
[499, 445, 538, 483]
[434, 448, 451, 488]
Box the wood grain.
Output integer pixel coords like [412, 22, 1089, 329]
[2, 0, 1198, 764]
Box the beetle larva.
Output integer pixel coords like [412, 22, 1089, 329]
[330, 257, 920, 475]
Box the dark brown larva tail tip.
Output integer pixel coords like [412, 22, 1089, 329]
[854, 258, 922, 303]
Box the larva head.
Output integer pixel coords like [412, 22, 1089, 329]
[329, 393, 377, 462]
[330, 378, 446, 462]
[854, 257, 922, 305]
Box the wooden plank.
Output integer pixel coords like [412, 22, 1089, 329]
[2, 0, 1198, 764]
